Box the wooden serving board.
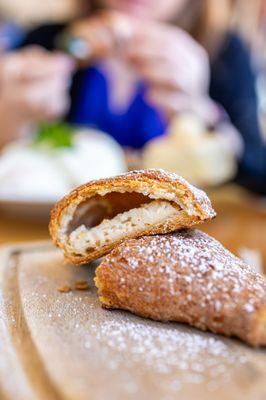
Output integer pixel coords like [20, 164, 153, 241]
[0, 241, 265, 400]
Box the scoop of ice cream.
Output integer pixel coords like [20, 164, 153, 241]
[168, 113, 205, 145]
[55, 129, 126, 186]
[143, 113, 237, 187]
[0, 128, 126, 202]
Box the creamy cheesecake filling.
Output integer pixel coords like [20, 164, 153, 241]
[68, 200, 179, 255]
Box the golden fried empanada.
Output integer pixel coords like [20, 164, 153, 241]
[95, 229, 266, 346]
[50, 169, 215, 264]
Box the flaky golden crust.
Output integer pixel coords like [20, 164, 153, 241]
[95, 230, 266, 347]
[49, 169, 215, 265]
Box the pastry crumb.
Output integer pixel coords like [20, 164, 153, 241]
[58, 285, 71, 293]
[75, 280, 90, 290]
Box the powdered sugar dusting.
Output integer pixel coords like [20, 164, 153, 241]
[89, 316, 249, 392]
[25, 284, 255, 397]
[97, 229, 266, 345]
[15, 248, 266, 400]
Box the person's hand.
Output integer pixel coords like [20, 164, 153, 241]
[68, 11, 212, 121]
[0, 47, 74, 122]
[65, 10, 133, 62]
[126, 20, 211, 120]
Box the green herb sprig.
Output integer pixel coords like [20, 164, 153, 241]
[33, 122, 75, 149]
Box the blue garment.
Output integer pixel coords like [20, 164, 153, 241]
[68, 66, 166, 148]
[209, 34, 266, 193]
[0, 21, 25, 50]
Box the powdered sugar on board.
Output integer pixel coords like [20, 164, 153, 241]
[89, 318, 248, 391]
[6, 246, 264, 400]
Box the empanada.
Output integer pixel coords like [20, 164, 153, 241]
[95, 229, 266, 346]
[49, 169, 215, 264]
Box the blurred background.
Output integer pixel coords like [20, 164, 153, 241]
[0, 0, 265, 273]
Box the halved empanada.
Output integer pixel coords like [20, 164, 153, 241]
[49, 169, 215, 264]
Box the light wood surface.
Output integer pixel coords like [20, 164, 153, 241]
[0, 241, 265, 400]
[203, 185, 266, 273]
[0, 213, 49, 244]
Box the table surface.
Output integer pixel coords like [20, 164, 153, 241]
[0, 213, 49, 244]
[0, 185, 265, 271]
[0, 186, 265, 400]
[1, 241, 265, 400]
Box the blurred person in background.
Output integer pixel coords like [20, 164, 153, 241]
[2, 0, 266, 193]
[0, 48, 73, 148]
[0, 12, 74, 148]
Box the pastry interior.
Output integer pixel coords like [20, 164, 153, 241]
[64, 191, 183, 256]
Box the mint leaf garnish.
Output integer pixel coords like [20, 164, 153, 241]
[33, 123, 75, 149]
